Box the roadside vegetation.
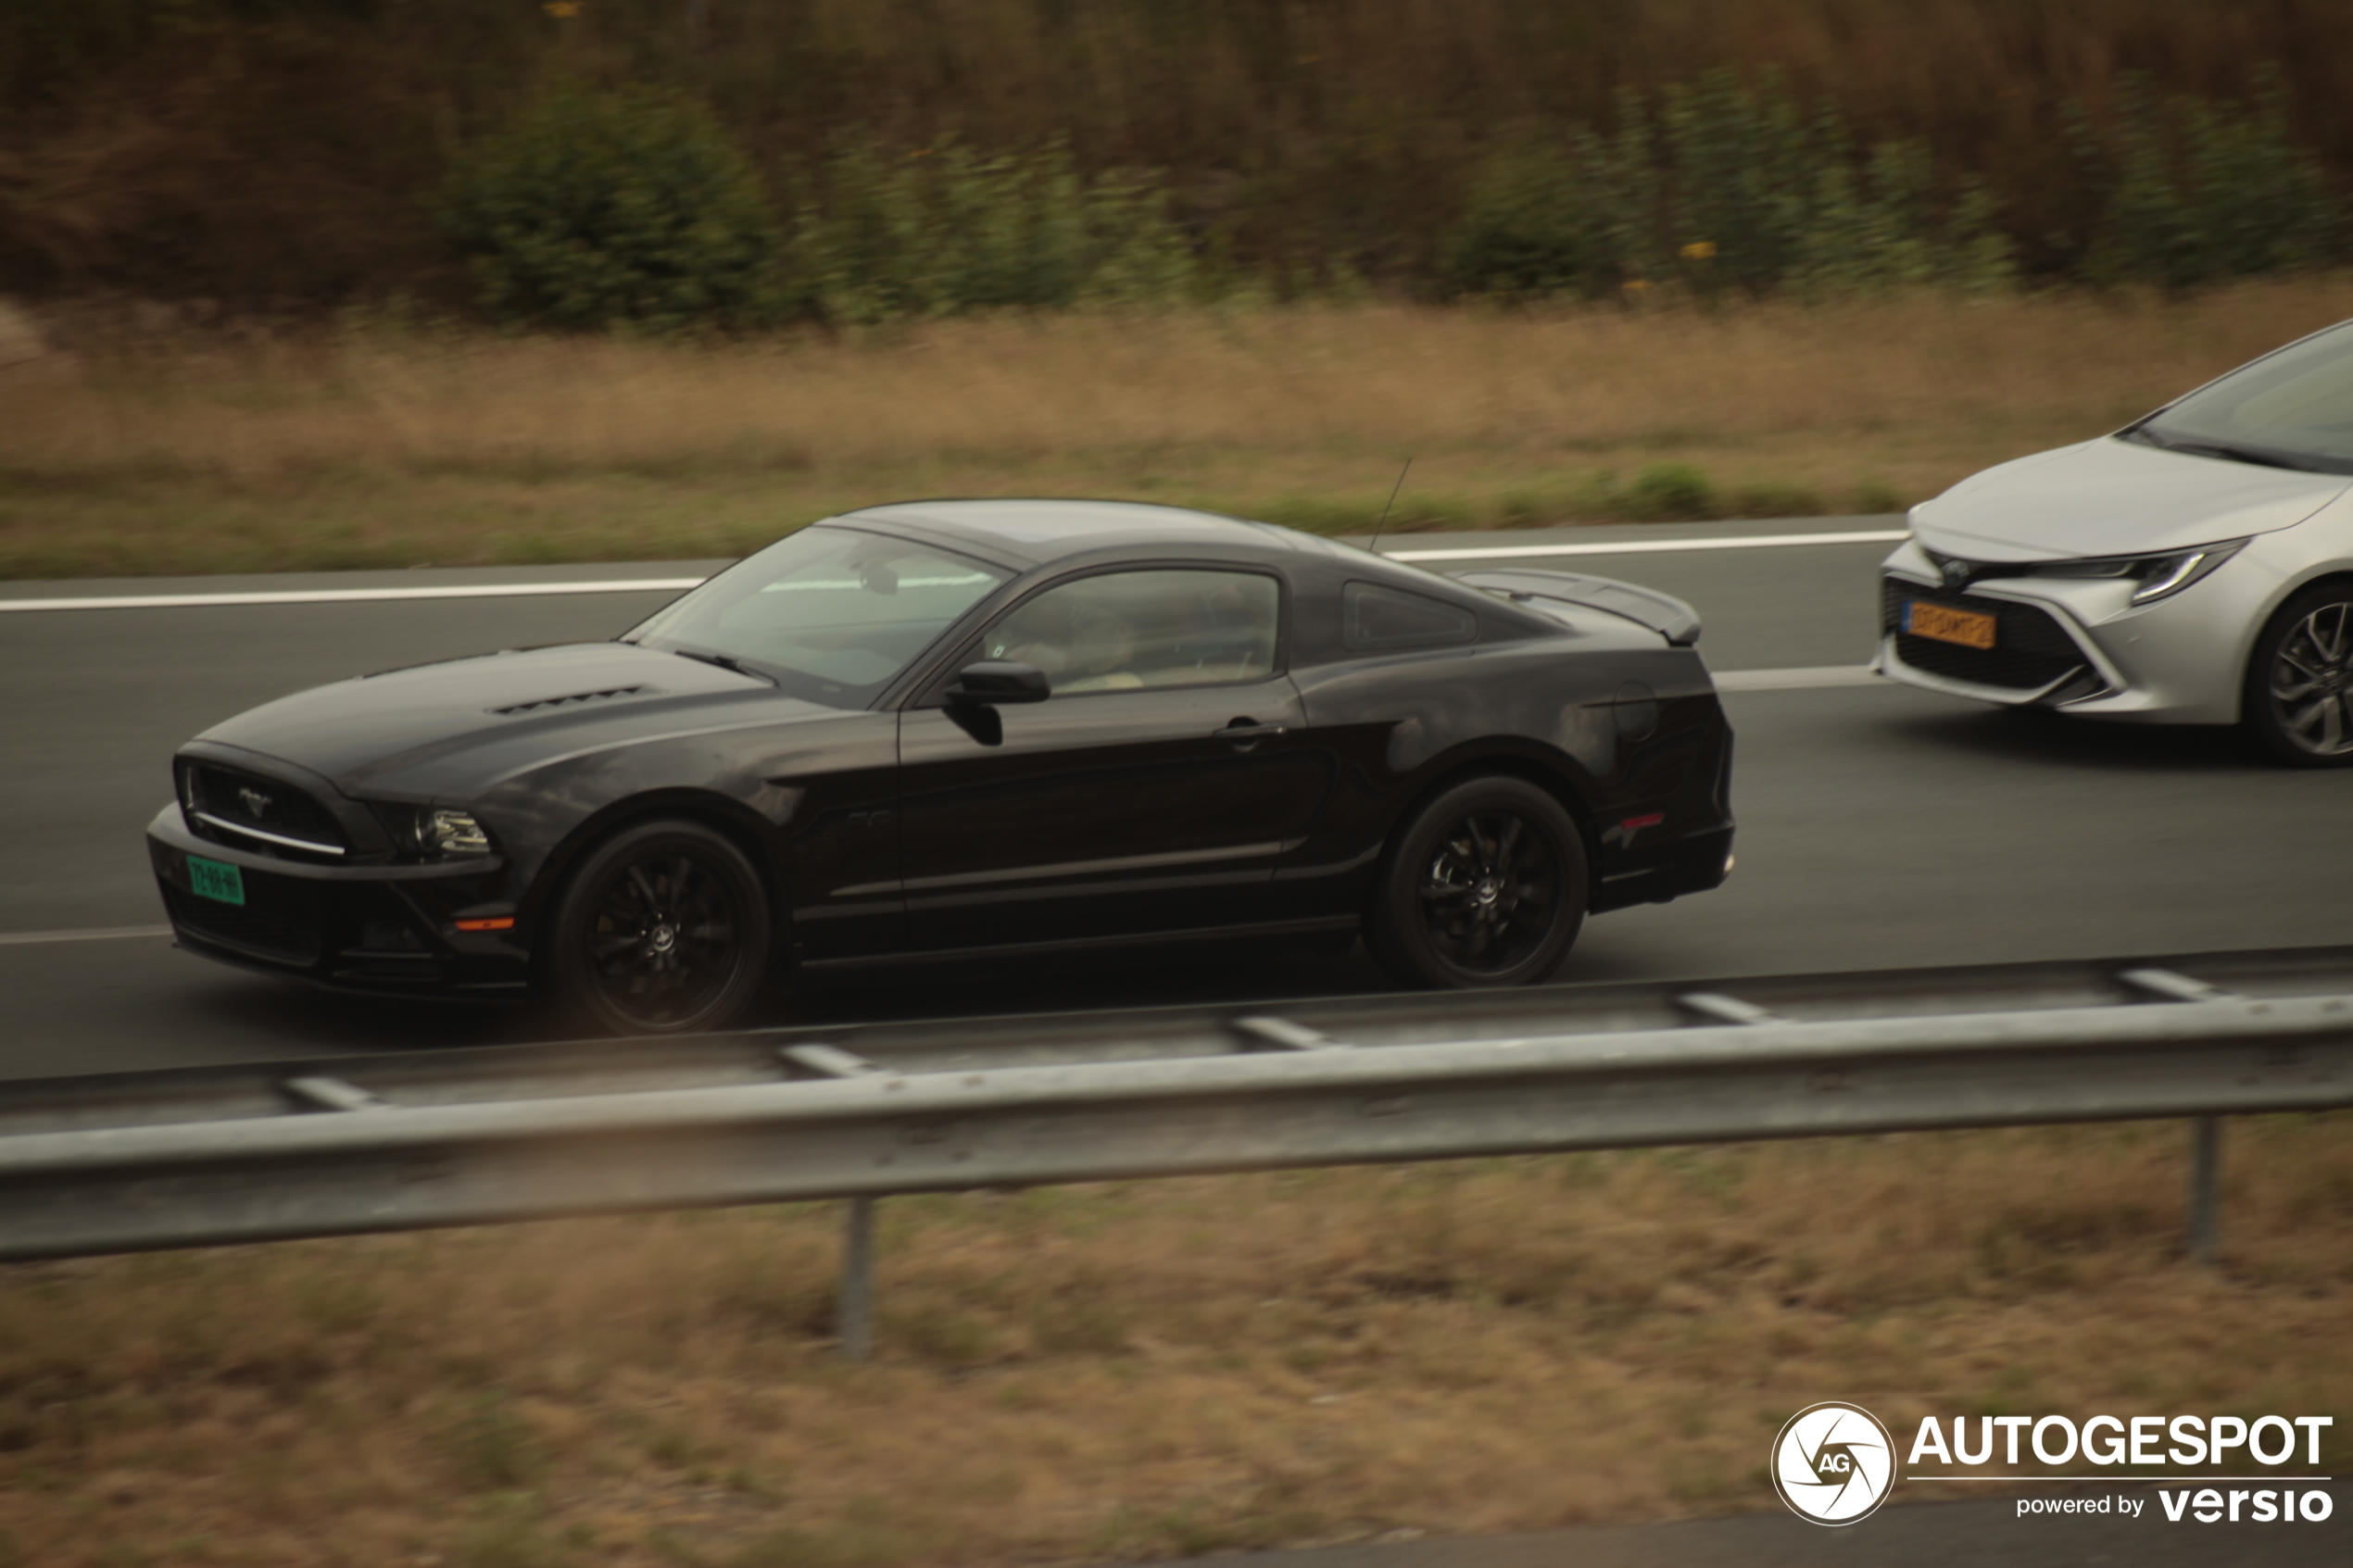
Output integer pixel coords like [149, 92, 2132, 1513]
[7, 278, 2353, 579]
[6, 2, 2353, 313]
[9, 5, 2353, 578]
[0, 1116, 2345, 1566]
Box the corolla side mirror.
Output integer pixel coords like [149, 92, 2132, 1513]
[946, 660, 1051, 705]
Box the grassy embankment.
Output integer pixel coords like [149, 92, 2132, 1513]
[7, 278, 2353, 580]
[0, 1117, 2345, 1566]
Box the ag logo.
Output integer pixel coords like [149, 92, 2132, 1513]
[1770, 1401, 1895, 1525]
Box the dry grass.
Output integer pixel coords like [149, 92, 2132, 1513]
[0, 1117, 2347, 1566]
[9, 279, 2353, 578]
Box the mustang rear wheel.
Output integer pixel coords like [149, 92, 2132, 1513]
[543, 819, 772, 1035]
[1365, 775, 1588, 988]
[2245, 583, 2353, 769]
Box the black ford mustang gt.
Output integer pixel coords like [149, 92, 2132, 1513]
[147, 500, 1734, 1033]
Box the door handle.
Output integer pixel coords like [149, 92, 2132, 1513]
[1214, 720, 1287, 748]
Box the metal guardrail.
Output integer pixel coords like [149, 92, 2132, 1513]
[3, 945, 2349, 1354]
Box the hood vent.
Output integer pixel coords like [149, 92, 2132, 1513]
[490, 685, 648, 717]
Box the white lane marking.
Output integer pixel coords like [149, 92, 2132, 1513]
[1390, 529, 1907, 562]
[0, 579, 705, 614]
[0, 924, 173, 947]
[1713, 666, 1882, 692]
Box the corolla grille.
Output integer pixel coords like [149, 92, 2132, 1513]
[179, 761, 349, 859]
[490, 685, 647, 716]
[1881, 578, 2087, 694]
[163, 881, 322, 964]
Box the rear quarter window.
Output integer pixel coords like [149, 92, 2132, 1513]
[1342, 581, 1479, 650]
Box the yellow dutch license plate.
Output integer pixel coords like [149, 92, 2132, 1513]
[1905, 600, 1996, 650]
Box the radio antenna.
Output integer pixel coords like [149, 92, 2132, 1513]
[1369, 458, 1412, 556]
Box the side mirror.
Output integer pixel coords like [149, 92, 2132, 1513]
[945, 660, 1051, 705]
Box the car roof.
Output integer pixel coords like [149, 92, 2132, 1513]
[831, 498, 1310, 569]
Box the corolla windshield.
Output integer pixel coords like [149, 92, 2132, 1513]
[2129, 320, 2353, 474]
[624, 524, 1011, 706]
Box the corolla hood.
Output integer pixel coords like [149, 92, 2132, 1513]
[195, 642, 805, 791]
[1911, 437, 2349, 562]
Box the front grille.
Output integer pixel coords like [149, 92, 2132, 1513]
[165, 880, 322, 964]
[1881, 578, 2088, 694]
[181, 761, 348, 859]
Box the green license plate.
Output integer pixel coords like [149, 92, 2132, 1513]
[187, 856, 245, 906]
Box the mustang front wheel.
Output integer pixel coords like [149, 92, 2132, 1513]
[2245, 583, 2353, 769]
[1365, 775, 1588, 988]
[543, 819, 772, 1035]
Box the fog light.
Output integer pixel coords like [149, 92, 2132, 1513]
[360, 921, 427, 953]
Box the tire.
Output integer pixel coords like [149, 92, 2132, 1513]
[1363, 775, 1589, 988]
[2242, 582, 2353, 768]
[540, 818, 773, 1035]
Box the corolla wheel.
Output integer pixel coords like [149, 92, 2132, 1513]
[1365, 776, 1588, 988]
[2246, 585, 2353, 769]
[545, 819, 772, 1034]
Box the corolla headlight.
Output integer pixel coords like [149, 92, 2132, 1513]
[2036, 539, 2248, 605]
[2124, 541, 2246, 604]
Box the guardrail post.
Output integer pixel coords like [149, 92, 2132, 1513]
[838, 1197, 876, 1361]
[2186, 1115, 2221, 1270]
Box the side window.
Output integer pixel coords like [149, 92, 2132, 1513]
[1343, 581, 1478, 650]
[984, 570, 1280, 694]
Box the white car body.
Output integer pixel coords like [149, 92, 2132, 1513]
[1878, 338, 2353, 727]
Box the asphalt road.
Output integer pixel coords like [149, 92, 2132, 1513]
[5, 518, 2350, 1080]
[2, 520, 2345, 1564]
[1148, 1493, 2347, 1568]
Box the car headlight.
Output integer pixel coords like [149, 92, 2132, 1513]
[2014, 539, 2248, 605]
[379, 807, 494, 858]
[423, 809, 493, 855]
[2124, 542, 2246, 603]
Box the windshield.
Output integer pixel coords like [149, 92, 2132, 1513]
[2132, 320, 2353, 473]
[624, 525, 1011, 707]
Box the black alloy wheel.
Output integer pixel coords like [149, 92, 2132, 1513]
[543, 819, 773, 1034]
[2245, 583, 2353, 768]
[1365, 775, 1588, 988]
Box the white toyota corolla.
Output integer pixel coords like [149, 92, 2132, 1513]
[1879, 318, 2353, 765]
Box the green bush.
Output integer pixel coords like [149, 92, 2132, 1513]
[787, 138, 1199, 323]
[2069, 71, 2341, 288]
[1445, 144, 1598, 297]
[1448, 70, 2013, 300]
[445, 85, 784, 332]
[1619, 463, 1718, 521]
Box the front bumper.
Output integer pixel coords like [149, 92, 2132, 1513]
[1873, 537, 2287, 724]
[147, 806, 532, 998]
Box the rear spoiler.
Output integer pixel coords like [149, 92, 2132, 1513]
[1455, 569, 1704, 647]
